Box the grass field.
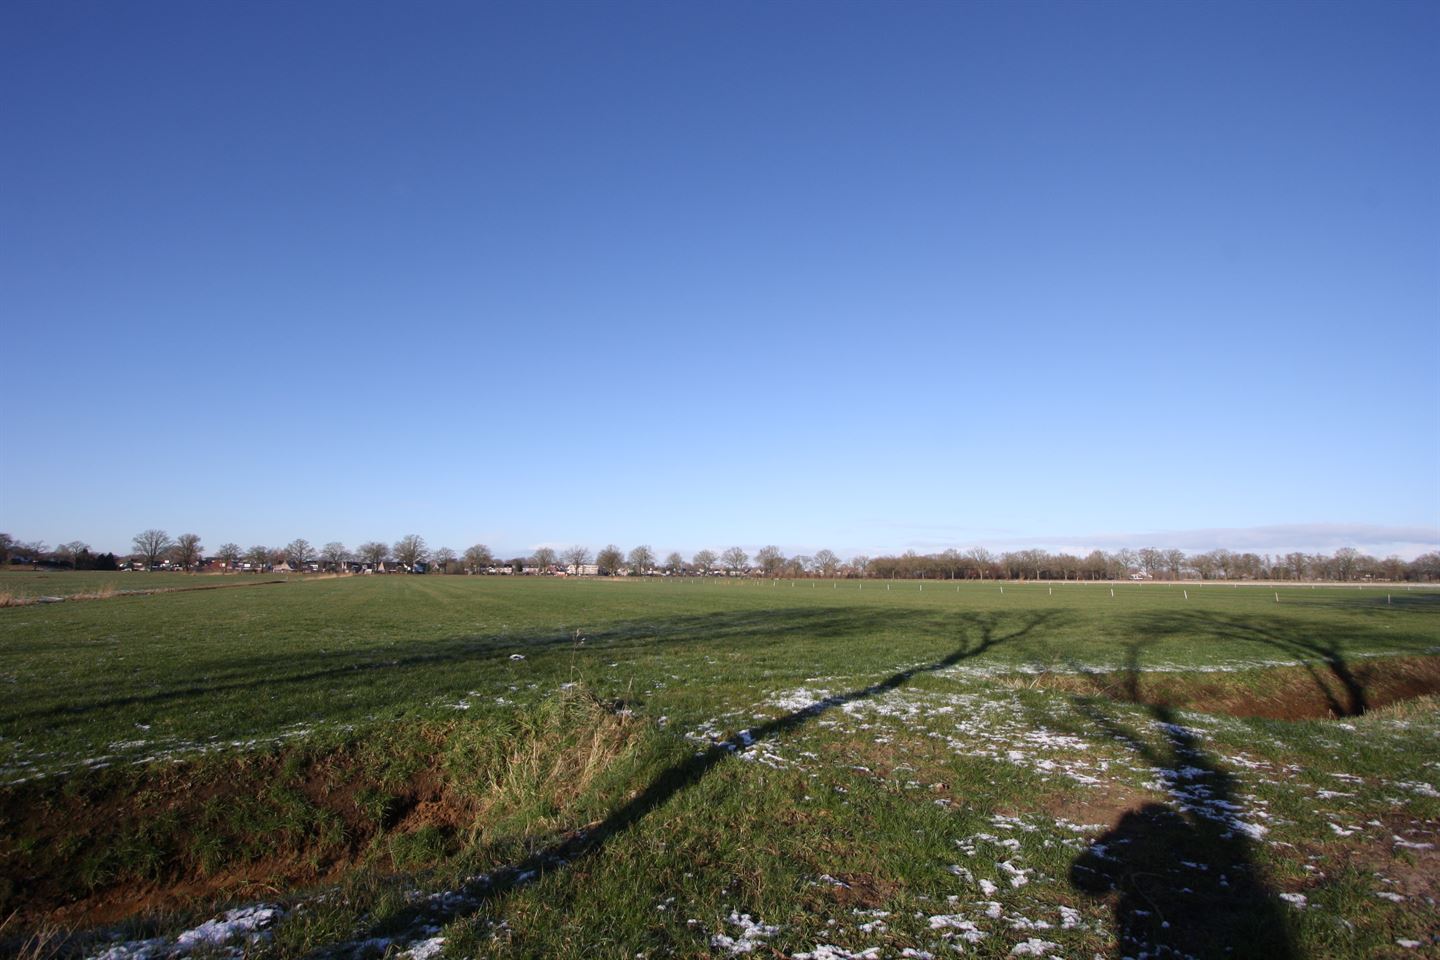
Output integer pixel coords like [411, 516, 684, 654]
[0, 570, 278, 602]
[1, 575, 1437, 959]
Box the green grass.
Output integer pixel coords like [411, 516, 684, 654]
[0, 576, 1434, 779]
[0, 575, 1437, 959]
[0, 569, 277, 600]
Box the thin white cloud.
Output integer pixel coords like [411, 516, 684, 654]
[978, 523, 1440, 560]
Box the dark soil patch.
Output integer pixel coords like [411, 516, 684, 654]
[824, 873, 896, 909]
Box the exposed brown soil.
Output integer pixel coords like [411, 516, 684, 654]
[1036, 784, 1153, 828]
[825, 873, 896, 909]
[1003, 655, 1440, 720]
[1315, 813, 1440, 905]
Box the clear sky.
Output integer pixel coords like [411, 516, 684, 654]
[3, 0, 1437, 561]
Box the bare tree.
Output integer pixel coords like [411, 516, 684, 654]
[532, 547, 558, 572]
[627, 544, 655, 575]
[217, 543, 242, 570]
[1111, 548, 1138, 579]
[693, 549, 717, 575]
[321, 542, 350, 571]
[722, 546, 748, 576]
[18, 540, 48, 569]
[132, 529, 173, 571]
[393, 534, 428, 571]
[850, 555, 870, 578]
[0, 533, 12, 566]
[58, 540, 91, 569]
[1189, 551, 1219, 580]
[245, 545, 270, 571]
[172, 533, 203, 571]
[755, 545, 785, 577]
[432, 546, 456, 573]
[562, 545, 592, 574]
[596, 544, 625, 576]
[463, 544, 494, 573]
[358, 541, 390, 568]
[1137, 548, 1165, 580]
[1332, 547, 1361, 582]
[813, 548, 840, 578]
[284, 538, 315, 569]
[965, 547, 994, 579]
[664, 551, 685, 575]
[1211, 549, 1236, 580]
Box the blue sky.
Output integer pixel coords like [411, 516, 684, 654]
[3, 1, 1437, 560]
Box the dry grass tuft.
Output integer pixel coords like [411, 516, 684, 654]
[70, 584, 118, 601]
[0, 912, 69, 960]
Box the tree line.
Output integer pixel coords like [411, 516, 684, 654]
[2, 531, 1438, 583]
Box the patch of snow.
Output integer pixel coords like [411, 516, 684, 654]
[400, 937, 446, 960]
[793, 947, 881, 960]
[928, 914, 987, 943]
[1393, 837, 1435, 850]
[710, 912, 780, 954]
[1390, 781, 1440, 798]
[174, 905, 282, 951]
[998, 860, 1032, 887]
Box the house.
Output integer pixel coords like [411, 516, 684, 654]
[567, 563, 600, 576]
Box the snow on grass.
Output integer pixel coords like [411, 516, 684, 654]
[88, 905, 283, 959]
[927, 914, 987, 942]
[710, 912, 781, 954]
[793, 947, 881, 960]
[398, 936, 446, 960]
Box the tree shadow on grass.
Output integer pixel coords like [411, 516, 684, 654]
[2, 604, 984, 730]
[1068, 648, 1299, 960]
[341, 610, 1066, 947]
[1122, 609, 1400, 717]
